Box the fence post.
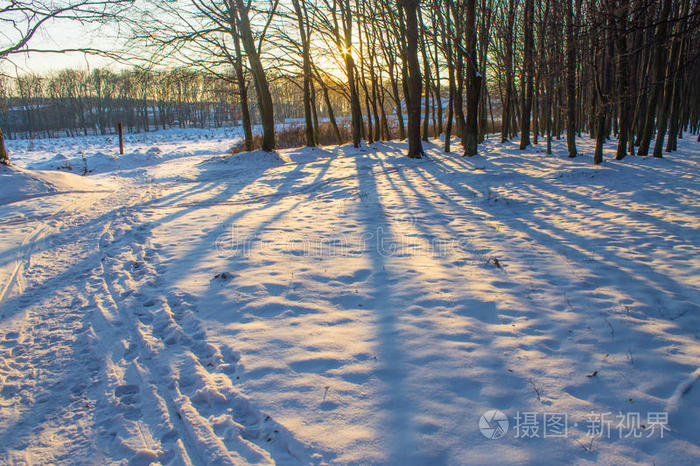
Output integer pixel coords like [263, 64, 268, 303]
[118, 123, 124, 155]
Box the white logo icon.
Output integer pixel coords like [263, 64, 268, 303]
[479, 410, 509, 439]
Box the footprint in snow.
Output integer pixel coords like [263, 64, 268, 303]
[115, 384, 142, 420]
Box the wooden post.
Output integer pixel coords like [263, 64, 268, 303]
[118, 123, 124, 155]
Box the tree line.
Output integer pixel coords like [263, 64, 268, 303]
[0, 67, 355, 138]
[1, 0, 699, 164]
[1, 68, 233, 138]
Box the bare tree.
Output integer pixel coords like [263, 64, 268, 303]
[290, 0, 315, 146]
[566, 0, 579, 157]
[401, 0, 423, 158]
[519, 0, 534, 149]
[0, 0, 130, 58]
[230, 0, 277, 151]
[463, 0, 480, 156]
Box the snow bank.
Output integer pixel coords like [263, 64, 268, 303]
[200, 150, 285, 171]
[0, 164, 112, 205]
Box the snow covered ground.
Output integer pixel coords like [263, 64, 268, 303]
[1, 127, 699, 464]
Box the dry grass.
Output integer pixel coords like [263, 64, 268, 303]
[230, 122, 353, 154]
[229, 119, 503, 154]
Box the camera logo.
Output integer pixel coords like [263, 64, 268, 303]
[479, 410, 509, 440]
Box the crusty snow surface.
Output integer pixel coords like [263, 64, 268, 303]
[1, 127, 699, 464]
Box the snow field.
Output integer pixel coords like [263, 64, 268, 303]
[1, 128, 699, 464]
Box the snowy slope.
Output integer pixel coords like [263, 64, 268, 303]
[1, 130, 699, 464]
[0, 164, 113, 205]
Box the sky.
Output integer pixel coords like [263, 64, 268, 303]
[1, 16, 124, 76]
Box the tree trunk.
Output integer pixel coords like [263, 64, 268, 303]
[345, 57, 363, 147]
[0, 128, 9, 165]
[433, 28, 443, 137]
[317, 74, 342, 144]
[401, 0, 423, 158]
[389, 70, 406, 140]
[228, 14, 253, 151]
[519, 0, 534, 150]
[291, 0, 315, 147]
[464, 0, 479, 156]
[501, 0, 516, 143]
[445, 75, 454, 152]
[419, 14, 431, 141]
[594, 25, 612, 165]
[566, 0, 578, 157]
[652, 38, 678, 158]
[654, 0, 687, 157]
[233, 0, 275, 151]
[615, 0, 631, 160]
[638, 0, 672, 156]
[310, 82, 320, 145]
